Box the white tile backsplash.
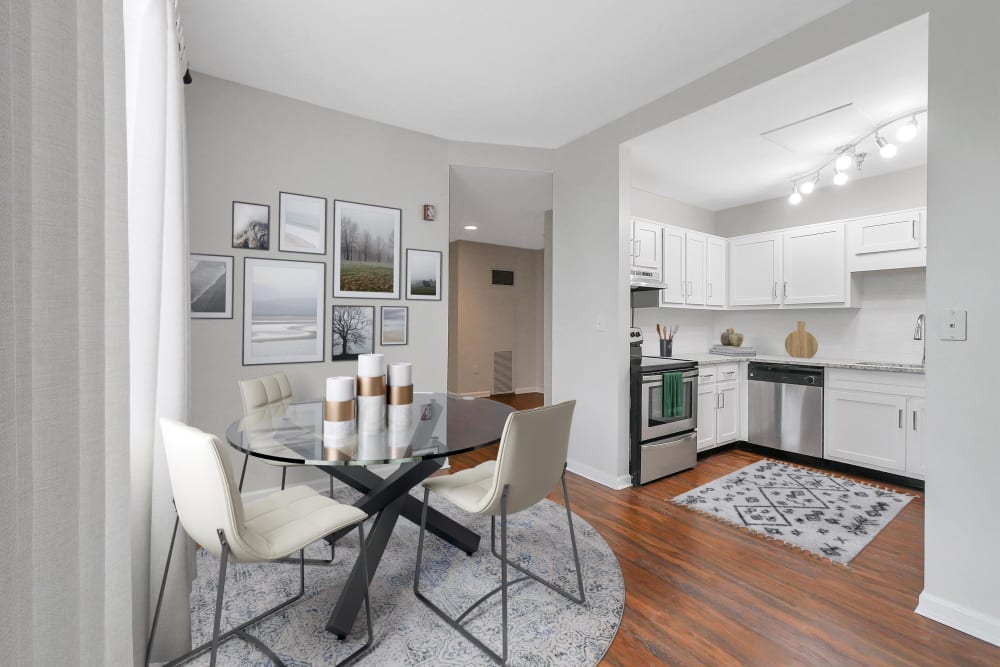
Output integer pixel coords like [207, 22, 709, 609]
[633, 268, 926, 363]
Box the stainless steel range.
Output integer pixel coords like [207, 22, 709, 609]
[629, 328, 698, 485]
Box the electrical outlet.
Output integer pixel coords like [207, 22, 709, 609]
[940, 309, 967, 341]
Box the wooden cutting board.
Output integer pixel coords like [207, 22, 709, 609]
[785, 321, 819, 358]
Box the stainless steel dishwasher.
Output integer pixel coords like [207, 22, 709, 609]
[748, 362, 824, 457]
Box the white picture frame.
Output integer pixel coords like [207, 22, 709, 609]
[243, 258, 325, 365]
[278, 191, 327, 255]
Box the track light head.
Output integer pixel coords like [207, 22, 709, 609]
[833, 168, 849, 186]
[896, 115, 918, 142]
[876, 134, 897, 158]
[789, 185, 802, 205]
[834, 150, 853, 172]
[799, 176, 817, 195]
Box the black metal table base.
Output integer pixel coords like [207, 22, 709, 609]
[320, 459, 482, 637]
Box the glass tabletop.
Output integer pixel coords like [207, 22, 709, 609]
[225, 392, 514, 466]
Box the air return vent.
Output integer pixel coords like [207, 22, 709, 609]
[492, 351, 513, 394]
[492, 269, 514, 286]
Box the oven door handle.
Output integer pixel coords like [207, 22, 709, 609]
[642, 370, 698, 383]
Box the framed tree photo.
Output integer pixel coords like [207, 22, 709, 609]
[278, 191, 327, 254]
[189, 254, 233, 319]
[405, 248, 442, 300]
[232, 201, 270, 250]
[333, 200, 401, 299]
[380, 306, 408, 345]
[331, 305, 376, 360]
[243, 258, 325, 365]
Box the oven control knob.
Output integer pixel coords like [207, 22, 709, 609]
[805, 376, 816, 385]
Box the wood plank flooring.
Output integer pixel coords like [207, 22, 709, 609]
[450, 393, 1000, 666]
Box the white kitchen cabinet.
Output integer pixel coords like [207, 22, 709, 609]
[782, 222, 846, 304]
[706, 236, 726, 307]
[631, 218, 662, 270]
[716, 381, 739, 443]
[660, 226, 686, 304]
[847, 209, 926, 272]
[697, 382, 717, 451]
[684, 232, 706, 306]
[906, 397, 926, 478]
[824, 369, 926, 478]
[696, 365, 741, 451]
[729, 232, 781, 306]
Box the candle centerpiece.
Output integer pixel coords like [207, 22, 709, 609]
[356, 353, 386, 432]
[387, 362, 414, 430]
[324, 376, 356, 439]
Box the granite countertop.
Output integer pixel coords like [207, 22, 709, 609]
[667, 352, 925, 374]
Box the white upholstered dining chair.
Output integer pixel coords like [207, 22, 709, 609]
[413, 400, 586, 665]
[152, 419, 374, 667]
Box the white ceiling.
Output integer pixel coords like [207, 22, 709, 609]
[450, 166, 552, 250]
[628, 15, 928, 211]
[178, 1, 850, 149]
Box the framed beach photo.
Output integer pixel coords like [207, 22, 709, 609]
[405, 248, 442, 300]
[331, 304, 375, 361]
[380, 306, 408, 345]
[243, 258, 325, 365]
[278, 192, 327, 254]
[333, 200, 401, 299]
[189, 253, 233, 319]
[232, 201, 270, 250]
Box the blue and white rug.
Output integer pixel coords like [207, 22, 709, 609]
[187, 487, 624, 665]
[671, 459, 913, 565]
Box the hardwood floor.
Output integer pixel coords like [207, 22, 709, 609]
[451, 395, 1000, 666]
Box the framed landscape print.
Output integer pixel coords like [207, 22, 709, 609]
[189, 253, 233, 319]
[278, 191, 327, 254]
[331, 305, 375, 361]
[243, 258, 325, 365]
[333, 200, 401, 299]
[232, 201, 270, 250]
[406, 248, 442, 300]
[380, 306, 408, 345]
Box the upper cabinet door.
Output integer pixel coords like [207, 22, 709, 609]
[706, 236, 726, 307]
[684, 232, 706, 305]
[782, 222, 846, 304]
[660, 226, 685, 304]
[631, 218, 662, 269]
[853, 211, 922, 254]
[729, 233, 781, 306]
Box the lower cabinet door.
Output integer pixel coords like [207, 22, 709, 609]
[824, 389, 907, 473]
[906, 397, 926, 478]
[697, 384, 717, 451]
[716, 381, 739, 444]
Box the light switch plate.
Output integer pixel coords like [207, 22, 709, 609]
[940, 309, 967, 341]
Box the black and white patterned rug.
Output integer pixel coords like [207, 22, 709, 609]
[671, 460, 913, 565]
[186, 487, 624, 665]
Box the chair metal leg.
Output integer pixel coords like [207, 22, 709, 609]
[145, 513, 180, 666]
[489, 471, 586, 605]
[500, 488, 509, 664]
[209, 530, 230, 667]
[281, 467, 287, 491]
[238, 453, 249, 492]
[331, 523, 375, 667]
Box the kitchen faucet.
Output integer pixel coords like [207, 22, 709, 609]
[913, 313, 926, 365]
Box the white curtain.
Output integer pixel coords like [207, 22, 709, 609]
[125, 0, 194, 663]
[0, 0, 134, 664]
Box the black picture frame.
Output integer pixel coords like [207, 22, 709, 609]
[278, 191, 328, 255]
[405, 248, 442, 301]
[189, 253, 234, 319]
[331, 304, 376, 361]
[242, 257, 326, 366]
[332, 199, 402, 299]
[380, 306, 408, 346]
[232, 200, 271, 250]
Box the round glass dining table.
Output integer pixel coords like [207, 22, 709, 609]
[224, 392, 514, 638]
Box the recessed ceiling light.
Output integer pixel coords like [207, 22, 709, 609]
[463, 225, 478, 230]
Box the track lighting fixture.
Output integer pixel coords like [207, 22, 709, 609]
[789, 185, 802, 205]
[896, 115, 918, 142]
[799, 174, 818, 195]
[833, 168, 849, 186]
[834, 150, 853, 172]
[876, 134, 897, 158]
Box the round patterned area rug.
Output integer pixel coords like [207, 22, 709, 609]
[187, 486, 624, 666]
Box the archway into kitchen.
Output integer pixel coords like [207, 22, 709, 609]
[447, 165, 553, 410]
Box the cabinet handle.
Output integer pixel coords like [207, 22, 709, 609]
[913, 410, 918, 431]
[700, 374, 713, 381]
[898, 409, 903, 429]
[716, 393, 721, 409]
[635, 239, 642, 257]
[708, 282, 713, 298]
[720, 392, 725, 409]
[783, 282, 789, 299]
[772, 282, 778, 299]
[912, 220, 917, 239]
[688, 281, 693, 296]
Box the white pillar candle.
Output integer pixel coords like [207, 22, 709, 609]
[357, 355, 387, 433]
[387, 362, 414, 429]
[326, 376, 355, 402]
[387, 362, 412, 386]
[357, 353, 385, 378]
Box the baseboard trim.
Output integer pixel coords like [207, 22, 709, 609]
[514, 386, 543, 395]
[567, 458, 632, 490]
[917, 592, 1000, 648]
[456, 390, 491, 398]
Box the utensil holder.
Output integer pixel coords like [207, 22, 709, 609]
[659, 339, 672, 357]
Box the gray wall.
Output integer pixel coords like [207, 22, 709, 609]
[186, 74, 450, 492]
[631, 187, 716, 234]
[919, 0, 1000, 645]
[714, 165, 926, 237]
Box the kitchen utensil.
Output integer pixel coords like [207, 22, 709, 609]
[656, 323, 662, 340]
[784, 321, 819, 358]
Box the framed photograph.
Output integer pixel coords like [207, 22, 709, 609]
[380, 306, 408, 346]
[232, 201, 270, 250]
[333, 200, 401, 299]
[406, 248, 442, 301]
[278, 192, 327, 254]
[190, 253, 233, 319]
[243, 258, 325, 365]
[331, 305, 375, 360]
